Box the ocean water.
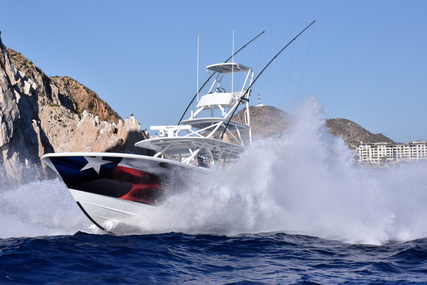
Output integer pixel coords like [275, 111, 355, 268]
[1, 97, 427, 284]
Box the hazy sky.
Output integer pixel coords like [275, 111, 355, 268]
[1, 0, 426, 143]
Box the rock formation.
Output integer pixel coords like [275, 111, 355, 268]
[0, 34, 148, 183]
[249, 105, 393, 149]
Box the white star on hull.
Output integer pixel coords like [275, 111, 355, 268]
[80, 157, 112, 174]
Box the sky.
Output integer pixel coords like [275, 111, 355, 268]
[1, 0, 426, 143]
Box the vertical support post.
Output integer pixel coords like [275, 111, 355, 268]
[196, 35, 200, 102]
[232, 30, 234, 94]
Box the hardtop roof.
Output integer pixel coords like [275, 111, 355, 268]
[206, 63, 251, 74]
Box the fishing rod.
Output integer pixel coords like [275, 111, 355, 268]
[220, 20, 316, 139]
[177, 30, 265, 125]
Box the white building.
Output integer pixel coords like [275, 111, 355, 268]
[358, 141, 427, 164]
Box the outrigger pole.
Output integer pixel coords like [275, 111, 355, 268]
[177, 30, 265, 125]
[220, 20, 316, 139]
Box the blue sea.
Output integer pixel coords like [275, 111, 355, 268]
[2, 231, 427, 284]
[2, 99, 427, 284]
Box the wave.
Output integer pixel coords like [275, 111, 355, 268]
[0, 178, 93, 238]
[2, 96, 427, 244]
[148, 96, 427, 244]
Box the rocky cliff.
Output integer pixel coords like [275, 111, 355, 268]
[0, 34, 148, 182]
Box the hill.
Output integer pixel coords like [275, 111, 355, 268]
[325, 118, 394, 149]
[246, 105, 292, 139]
[248, 105, 393, 149]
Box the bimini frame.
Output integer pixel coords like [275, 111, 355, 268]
[135, 62, 254, 167]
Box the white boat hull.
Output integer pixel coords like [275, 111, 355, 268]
[42, 152, 205, 233]
[70, 189, 152, 233]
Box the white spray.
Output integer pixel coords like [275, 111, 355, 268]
[140, 96, 427, 244]
[0, 179, 93, 238]
[2, 96, 427, 244]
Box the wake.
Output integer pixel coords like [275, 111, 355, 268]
[2, 96, 427, 245]
[0, 179, 92, 238]
[147, 96, 427, 244]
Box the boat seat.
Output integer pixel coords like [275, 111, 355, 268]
[196, 92, 239, 108]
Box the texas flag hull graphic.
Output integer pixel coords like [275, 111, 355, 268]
[46, 155, 163, 205]
[42, 152, 200, 233]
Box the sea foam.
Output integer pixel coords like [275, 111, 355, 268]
[2, 96, 427, 244]
[147, 96, 427, 244]
[0, 179, 92, 238]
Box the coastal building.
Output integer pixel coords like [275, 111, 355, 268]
[358, 141, 427, 164]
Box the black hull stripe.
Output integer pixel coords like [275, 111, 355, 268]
[76, 202, 114, 234]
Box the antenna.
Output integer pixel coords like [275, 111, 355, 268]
[232, 30, 235, 94]
[178, 30, 265, 125]
[221, 20, 316, 138]
[196, 35, 200, 102]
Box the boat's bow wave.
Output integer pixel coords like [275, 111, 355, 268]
[96, 97, 427, 245]
[3, 98, 427, 244]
